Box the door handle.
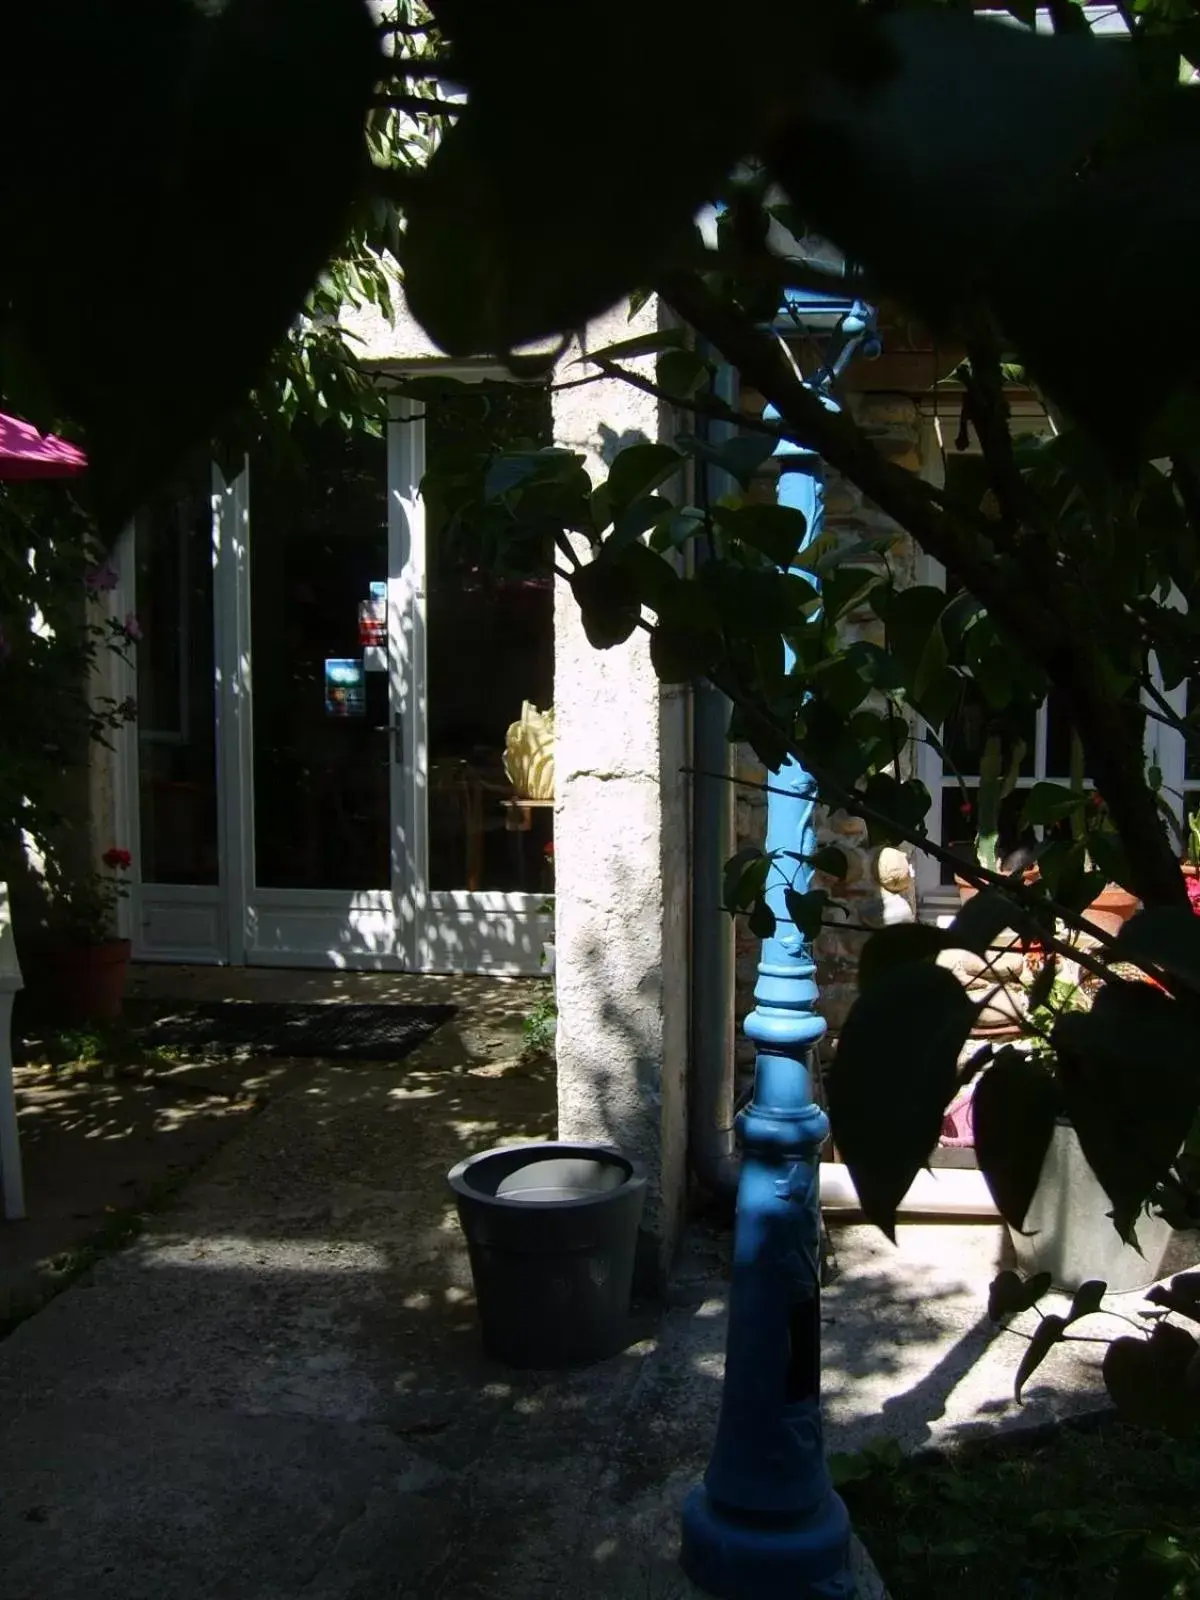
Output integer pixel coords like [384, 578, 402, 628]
[372, 718, 403, 762]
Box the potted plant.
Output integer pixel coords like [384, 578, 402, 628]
[986, 966, 1173, 1293]
[42, 846, 134, 1021]
[1182, 806, 1200, 912]
[953, 731, 1139, 939]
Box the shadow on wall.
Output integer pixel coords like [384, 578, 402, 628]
[597, 421, 653, 466]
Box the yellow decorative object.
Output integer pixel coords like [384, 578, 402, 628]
[504, 702, 555, 801]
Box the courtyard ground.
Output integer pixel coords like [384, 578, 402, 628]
[0, 967, 1183, 1598]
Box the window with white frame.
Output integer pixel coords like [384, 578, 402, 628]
[911, 403, 1190, 903]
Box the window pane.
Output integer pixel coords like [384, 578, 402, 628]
[249, 425, 391, 891]
[135, 460, 219, 885]
[422, 383, 555, 893]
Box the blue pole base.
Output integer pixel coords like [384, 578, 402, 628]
[680, 1484, 855, 1600]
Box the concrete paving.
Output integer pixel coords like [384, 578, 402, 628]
[0, 970, 1185, 1598]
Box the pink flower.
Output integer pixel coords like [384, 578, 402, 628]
[122, 613, 142, 642]
[102, 847, 132, 870]
[84, 563, 119, 594]
[1187, 874, 1200, 915]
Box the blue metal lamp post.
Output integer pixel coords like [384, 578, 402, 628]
[681, 297, 878, 1600]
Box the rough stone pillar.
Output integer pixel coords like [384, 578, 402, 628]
[552, 299, 690, 1288]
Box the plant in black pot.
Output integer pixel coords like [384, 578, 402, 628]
[974, 957, 1175, 1296]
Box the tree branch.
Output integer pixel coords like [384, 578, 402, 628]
[658, 268, 1188, 911]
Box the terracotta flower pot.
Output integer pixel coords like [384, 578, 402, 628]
[1080, 884, 1139, 941]
[48, 938, 131, 1023]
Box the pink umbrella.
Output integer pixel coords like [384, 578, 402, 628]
[0, 412, 86, 480]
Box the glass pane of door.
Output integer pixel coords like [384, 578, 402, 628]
[134, 459, 220, 885]
[421, 384, 555, 894]
[249, 425, 391, 891]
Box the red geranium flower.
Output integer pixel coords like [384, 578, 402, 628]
[102, 847, 132, 870]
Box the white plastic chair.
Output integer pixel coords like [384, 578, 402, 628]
[0, 882, 25, 1219]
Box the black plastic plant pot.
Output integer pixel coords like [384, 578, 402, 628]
[447, 1141, 647, 1369]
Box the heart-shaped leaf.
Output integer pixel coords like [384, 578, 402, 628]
[973, 1048, 1059, 1231]
[1146, 1271, 1200, 1322]
[1065, 1279, 1107, 1326]
[988, 1268, 1052, 1323]
[1015, 1312, 1067, 1403]
[857, 923, 951, 991]
[1055, 983, 1200, 1240]
[1104, 1323, 1200, 1436]
[570, 558, 642, 649]
[1112, 907, 1200, 991]
[828, 962, 976, 1239]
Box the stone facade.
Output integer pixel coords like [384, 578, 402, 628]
[734, 393, 925, 1053]
[550, 301, 691, 1288]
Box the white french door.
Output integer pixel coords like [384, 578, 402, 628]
[119, 392, 551, 974]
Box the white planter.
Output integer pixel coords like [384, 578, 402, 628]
[1010, 1122, 1173, 1294]
[541, 940, 556, 977]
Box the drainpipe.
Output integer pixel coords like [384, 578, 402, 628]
[688, 360, 740, 1200]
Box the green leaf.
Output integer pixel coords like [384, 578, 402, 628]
[1055, 983, 1200, 1240]
[649, 506, 707, 552]
[715, 503, 808, 568]
[857, 923, 950, 991]
[1021, 782, 1088, 828]
[1065, 1279, 1107, 1326]
[948, 888, 1028, 955]
[1103, 1324, 1200, 1436]
[988, 1268, 1052, 1322]
[656, 348, 712, 399]
[723, 847, 769, 913]
[783, 887, 829, 939]
[874, 585, 948, 687]
[810, 845, 849, 880]
[1111, 907, 1200, 989]
[608, 495, 677, 553]
[650, 611, 721, 683]
[570, 558, 641, 649]
[829, 963, 977, 1239]
[973, 1048, 1059, 1230]
[861, 773, 931, 847]
[748, 897, 777, 940]
[1146, 1271, 1200, 1321]
[827, 1452, 875, 1488]
[913, 615, 949, 704]
[677, 431, 781, 489]
[605, 444, 684, 512]
[1015, 1314, 1068, 1403]
[585, 328, 688, 363]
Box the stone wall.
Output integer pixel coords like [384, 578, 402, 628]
[550, 299, 691, 1288]
[734, 393, 926, 1055]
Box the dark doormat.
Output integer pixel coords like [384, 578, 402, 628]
[139, 1001, 456, 1061]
